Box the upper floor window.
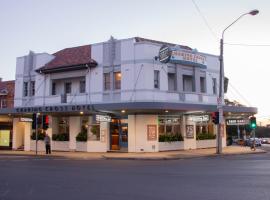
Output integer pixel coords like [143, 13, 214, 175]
[65, 82, 72, 94]
[154, 70, 160, 89]
[104, 73, 110, 91]
[23, 82, 28, 96]
[0, 99, 7, 108]
[200, 77, 206, 93]
[212, 78, 217, 95]
[52, 82, 56, 95]
[114, 72, 121, 90]
[30, 81, 35, 96]
[80, 80, 85, 93]
[168, 73, 176, 91]
[183, 75, 194, 92]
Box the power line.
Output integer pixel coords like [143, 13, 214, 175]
[228, 82, 252, 107]
[191, 0, 218, 41]
[225, 42, 270, 47]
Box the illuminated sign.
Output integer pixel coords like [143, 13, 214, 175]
[158, 45, 207, 68]
[95, 115, 111, 122]
[226, 119, 249, 126]
[188, 115, 209, 122]
[20, 118, 33, 122]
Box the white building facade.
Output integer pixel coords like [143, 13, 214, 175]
[9, 37, 256, 152]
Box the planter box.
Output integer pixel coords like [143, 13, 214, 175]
[30, 140, 45, 151]
[159, 141, 184, 151]
[76, 142, 87, 152]
[87, 141, 107, 152]
[196, 139, 216, 149]
[51, 141, 69, 151]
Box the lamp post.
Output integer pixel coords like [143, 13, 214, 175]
[217, 9, 259, 154]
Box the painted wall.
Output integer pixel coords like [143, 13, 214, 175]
[128, 115, 158, 152]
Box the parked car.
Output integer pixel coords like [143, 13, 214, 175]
[246, 138, 262, 147]
[261, 138, 269, 144]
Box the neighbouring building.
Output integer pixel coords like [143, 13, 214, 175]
[0, 37, 257, 152]
[0, 79, 14, 149]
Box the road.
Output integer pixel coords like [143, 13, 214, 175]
[0, 146, 270, 200]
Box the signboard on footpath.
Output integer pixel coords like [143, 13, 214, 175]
[186, 125, 194, 139]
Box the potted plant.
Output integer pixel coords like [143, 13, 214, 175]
[90, 125, 100, 140]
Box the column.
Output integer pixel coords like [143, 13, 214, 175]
[69, 116, 81, 151]
[24, 122, 31, 151]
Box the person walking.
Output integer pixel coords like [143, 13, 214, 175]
[44, 133, 51, 154]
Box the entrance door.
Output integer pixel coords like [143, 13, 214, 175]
[110, 120, 128, 151]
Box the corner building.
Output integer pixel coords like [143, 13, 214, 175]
[10, 37, 256, 152]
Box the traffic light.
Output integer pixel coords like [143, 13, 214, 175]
[32, 113, 37, 129]
[211, 112, 219, 125]
[249, 116, 257, 129]
[42, 115, 49, 130]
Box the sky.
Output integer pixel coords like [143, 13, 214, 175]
[0, 0, 270, 118]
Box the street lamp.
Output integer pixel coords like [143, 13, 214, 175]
[217, 9, 259, 154]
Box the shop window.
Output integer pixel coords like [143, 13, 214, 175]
[52, 117, 70, 141]
[80, 80, 86, 93]
[154, 70, 160, 89]
[158, 116, 181, 135]
[104, 73, 110, 90]
[200, 77, 206, 93]
[168, 73, 176, 91]
[183, 75, 194, 92]
[23, 82, 28, 96]
[114, 72, 121, 90]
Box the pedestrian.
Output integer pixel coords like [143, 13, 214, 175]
[44, 133, 51, 154]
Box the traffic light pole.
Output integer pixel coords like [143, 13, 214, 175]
[35, 113, 38, 155]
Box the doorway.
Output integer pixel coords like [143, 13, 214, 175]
[110, 119, 128, 151]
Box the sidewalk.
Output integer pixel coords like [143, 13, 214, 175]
[0, 146, 266, 160]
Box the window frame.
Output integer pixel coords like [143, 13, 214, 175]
[114, 72, 121, 90]
[23, 82, 28, 97]
[104, 73, 111, 91]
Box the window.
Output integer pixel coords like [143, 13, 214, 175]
[212, 78, 217, 95]
[168, 73, 176, 91]
[65, 82, 71, 94]
[158, 116, 181, 135]
[80, 80, 85, 93]
[23, 82, 28, 96]
[52, 82, 56, 95]
[104, 73, 110, 90]
[154, 70, 160, 89]
[30, 81, 35, 96]
[183, 75, 194, 92]
[200, 77, 206, 93]
[114, 72, 121, 90]
[1, 99, 7, 108]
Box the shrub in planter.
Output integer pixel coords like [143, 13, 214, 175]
[159, 134, 184, 142]
[76, 131, 87, 142]
[31, 130, 45, 140]
[52, 133, 69, 141]
[196, 133, 216, 140]
[91, 125, 100, 139]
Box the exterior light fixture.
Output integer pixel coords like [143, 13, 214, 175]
[80, 111, 84, 115]
[165, 110, 169, 113]
[121, 110, 126, 113]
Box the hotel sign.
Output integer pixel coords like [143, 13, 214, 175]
[158, 45, 207, 68]
[15, 104, 94, 113]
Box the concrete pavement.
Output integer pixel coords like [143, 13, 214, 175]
[0, 146, 266, 160]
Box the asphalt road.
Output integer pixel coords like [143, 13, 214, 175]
[1, 147, 270, 200]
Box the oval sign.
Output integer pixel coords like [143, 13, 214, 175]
[158, 45, 171, 63]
